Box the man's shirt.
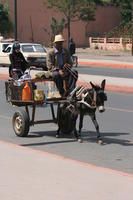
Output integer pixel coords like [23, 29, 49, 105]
[54, 47, 65, 69]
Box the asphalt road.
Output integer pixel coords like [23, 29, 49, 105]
[76, 50, 133, 78]
[0, 79, 133, 174]
[77, 49, 133, 63]
[77, 66, 133, 79]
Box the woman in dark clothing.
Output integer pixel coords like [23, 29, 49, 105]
[9, 42, 28, 79]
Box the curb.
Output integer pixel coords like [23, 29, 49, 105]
[78, 61, 133, 69]
[0, 74, 8, 80]
[1, 140, 133, 179]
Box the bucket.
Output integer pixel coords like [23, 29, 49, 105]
[34, 89, 44, 101]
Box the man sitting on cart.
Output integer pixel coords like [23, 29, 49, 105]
[46, 34, 78, 97]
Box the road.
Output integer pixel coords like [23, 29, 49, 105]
[0, 79, 133, 174]
[76, 49, 133, 78]
[77, 66, 133, 79]
[76, 48, 133, 63]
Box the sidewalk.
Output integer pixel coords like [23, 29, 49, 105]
[0, 140, 133, 200]
[77, 48, 133, 68]
[79, 58, 133, 69]
[76, 48, 133, 63]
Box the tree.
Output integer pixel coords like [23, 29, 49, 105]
[109, 0, 131, 25]
[43, 17, 66, 46]
[0, 3, 13, 36]
[43, 0, 104, 46]
[104, 0, 133, 54]
[50, 17, 66, 36]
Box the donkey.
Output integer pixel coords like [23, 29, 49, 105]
[73, 79, 107, 144]
[57, 79, 107, 144]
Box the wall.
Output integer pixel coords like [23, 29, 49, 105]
[89, 37, 132, 50]
[0, 0, 121, 47]
[87, 6, 121, 37]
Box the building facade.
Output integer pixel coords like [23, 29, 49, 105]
[0, 0, 121, 47]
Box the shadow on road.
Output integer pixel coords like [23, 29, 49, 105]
[19, 130, 133, 147]
[81, 131, 133, 146]
[21, 130, 77, 147]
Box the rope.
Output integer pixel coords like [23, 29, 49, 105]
[64, 64, 78, 79]
[76, 87, 97, 109]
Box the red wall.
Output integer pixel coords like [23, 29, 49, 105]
[87, 6, 121, 36]
[0, 0, 121, 47]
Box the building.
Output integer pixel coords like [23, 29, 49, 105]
[0, 0, 121, 47]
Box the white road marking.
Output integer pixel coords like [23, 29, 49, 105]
[0, 115, 11, 120]
[107, 107, 133, 113]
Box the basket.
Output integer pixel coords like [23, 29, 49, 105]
[5, 80, 35, 102]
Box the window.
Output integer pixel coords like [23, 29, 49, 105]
[2, 44, 10, 51]
[22, 45, 34, 52]
[34, 45, 46, 53]
[4, 46, 11, 53]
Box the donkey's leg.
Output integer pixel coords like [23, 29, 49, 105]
[73, 114, 78, 139]
[56, 127, 60, 138]
[56, 103, 62, 138]
[90, 114, 103, 144]
[74, 126, 78, 139]
[78, 112, 84, 142]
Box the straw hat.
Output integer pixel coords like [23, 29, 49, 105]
[53, 34, 65, 43]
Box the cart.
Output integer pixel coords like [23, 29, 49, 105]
[5, 76, 76, 137]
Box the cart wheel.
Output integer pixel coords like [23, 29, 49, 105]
[58, 106, 76, 134]
[12, 109, 30, 137]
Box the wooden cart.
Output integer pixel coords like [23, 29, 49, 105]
[5, 78, 75, 137]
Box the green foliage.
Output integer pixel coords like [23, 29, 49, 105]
[0, 3, 13, 35]
[104, 22, 132, 38]
[42, 17, 66, 46]
[43, 0, 99, 21]
[43, 0, 104, 44]
[50, 17, 66, 35]
[104, 0, 132, 25]
[43, 0, 132, 41]
[103, 0, 132, 38]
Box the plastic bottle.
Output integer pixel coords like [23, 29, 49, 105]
[34, 89, 44, 101]
[22, 82, 32, 101]
[48, 81, 57, 98]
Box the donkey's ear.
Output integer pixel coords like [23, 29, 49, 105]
[90, 81, 95, 88]
[90, 81, 97, 90]
[101, 79, 106, 90]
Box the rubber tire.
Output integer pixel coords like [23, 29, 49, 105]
[12, 109, 30, 137]
[58, 106, 76, 134]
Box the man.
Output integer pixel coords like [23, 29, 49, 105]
[69, 38, 76, 56]
[9, 42, 28, 79]
[46, 34, 78, 97]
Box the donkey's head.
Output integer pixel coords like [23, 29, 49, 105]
[90, 79, 107, 112]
